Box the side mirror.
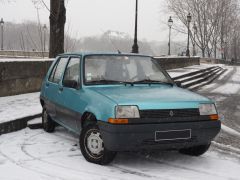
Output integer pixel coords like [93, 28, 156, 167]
[63, 79, 79, 89]
[175, 81, 182, 87]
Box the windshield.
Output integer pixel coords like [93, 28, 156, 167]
[84, 55, 173, 85]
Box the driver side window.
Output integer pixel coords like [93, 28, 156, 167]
[63, 57, 81, 87]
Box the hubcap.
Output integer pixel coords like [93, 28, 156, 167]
[86, 131, 104, 156]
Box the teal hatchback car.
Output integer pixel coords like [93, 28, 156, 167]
[40, 53, 221, 165]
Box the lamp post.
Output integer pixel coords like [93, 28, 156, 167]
[193, 23, 197, 56]
[132, 0, 139, 54]
[0, 18, 4, 51]
[168, 16, 173, 56]
[186, 13, 191, 57]
[43, 24, 47, 52]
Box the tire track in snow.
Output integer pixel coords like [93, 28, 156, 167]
[0, 131, 63, 180]
[21, 129, 163, 180]
[128, 152, 239, 180]
[21, 128, 240, 180]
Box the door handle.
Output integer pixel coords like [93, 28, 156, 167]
[59, 87, 63, 92]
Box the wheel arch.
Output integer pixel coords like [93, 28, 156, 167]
[81, 111, 97, 128]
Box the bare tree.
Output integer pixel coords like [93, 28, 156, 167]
[167, 0, 240, 58]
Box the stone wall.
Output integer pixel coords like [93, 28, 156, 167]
[0, 60, 53, 97]
[0, 50, 49, 58]
[154, 56, 200, 70]
[200, 58, 230, 64]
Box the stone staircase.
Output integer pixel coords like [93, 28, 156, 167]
[172, 66, 227, 90]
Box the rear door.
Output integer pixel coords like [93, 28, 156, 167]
[57, 56, 82, 133]
[44, 57, 69, 121]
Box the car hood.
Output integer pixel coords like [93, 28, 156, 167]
[87, 85, 211, 110]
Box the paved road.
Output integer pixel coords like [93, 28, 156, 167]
[197, 65, 240, 155]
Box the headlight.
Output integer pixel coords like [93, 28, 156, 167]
[199, 104, 217, 115]
[116, 106, 140, 118]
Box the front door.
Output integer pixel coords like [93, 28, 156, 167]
[45, 57, 69, 120]
[57, 57, 82, 133]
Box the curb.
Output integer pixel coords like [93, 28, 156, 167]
[0, 113, 41, 135]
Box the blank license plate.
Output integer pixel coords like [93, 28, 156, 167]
[155, 129, 191, 141]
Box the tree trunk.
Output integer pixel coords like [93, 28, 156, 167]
[49, 0, 66, 58]
[201, 48, 205, 58]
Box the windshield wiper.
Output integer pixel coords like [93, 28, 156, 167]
[133, 79, 174, 86]
[88, 79, 134, 86]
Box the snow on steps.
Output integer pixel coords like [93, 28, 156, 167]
[172, 66, 227, 90]
[27, 118, 42, 129]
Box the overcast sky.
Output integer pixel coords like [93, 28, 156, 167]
[0, 0, 184, 42]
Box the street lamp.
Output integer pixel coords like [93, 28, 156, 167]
[168, 16, 173, 56]
[132, 0, 139, 54]
[43, 24, 47, 52]
[186, 13, 191, 57]
[0, 18, 4, 51]
[193, 23, 197, 56]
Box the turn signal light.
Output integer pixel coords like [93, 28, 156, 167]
[108, 118, 129, 124]
[209, 114, 219, 121]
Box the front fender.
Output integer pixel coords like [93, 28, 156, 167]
[81, 88, 116, 122]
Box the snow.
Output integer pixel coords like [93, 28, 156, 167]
[0, 127, 239, 180]
[167, 64, 216, 78]
[27, 118, 42, 125]
[221, 124, 240, 138]
[0, 58, 53, 62]
[202, 66, 240, 95]
[0, 92, 41, 123]
[167, 63, 240, 95]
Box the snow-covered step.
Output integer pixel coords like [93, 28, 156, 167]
[27, 118, 42, 129]
[172, 66, 218, 81]
[189, 69, 227, 90]
[179, 67, 220, 83]
[182, 68, 223, 88]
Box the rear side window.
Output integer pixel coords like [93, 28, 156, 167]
[48, 57, 68, 84]
[63, 57, 80, 83]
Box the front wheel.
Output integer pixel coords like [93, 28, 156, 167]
[80, 124, 116, 165]
[179, 143, 211, 156]
[42, 107, 56, 133]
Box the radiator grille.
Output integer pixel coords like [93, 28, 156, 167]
[139, 109, 200, 119]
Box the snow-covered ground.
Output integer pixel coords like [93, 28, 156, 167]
[0, 92, 41, 123]
[199, 66, 240, 95]
[0, 127, 239, 180]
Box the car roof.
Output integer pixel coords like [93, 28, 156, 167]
[59, 52, 152, 58]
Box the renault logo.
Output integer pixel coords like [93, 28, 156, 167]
[169, 110, 174, 117]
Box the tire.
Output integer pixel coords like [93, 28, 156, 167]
[80, 123, 116, 165]
[179, 143, 211, 156]
[42, 107, 56, 133]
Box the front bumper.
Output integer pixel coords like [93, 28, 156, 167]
[98, 120, 221, 151]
